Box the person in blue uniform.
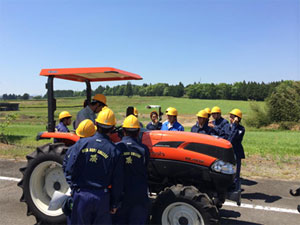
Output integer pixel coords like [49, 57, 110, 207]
[113, 115, 150, 225]
[161, 107, 184, 131]
[191, 110, 216, 135]
[62, 119, 97, 223]
[221, 109, 245, 191]
[63, 108, 124, 225]
[74, 94, 107, 129]
[54, 111, 72, 143]
[56, 111, 72, 132]
[146, 111, 162, 130]
[209, 106, 228, 135]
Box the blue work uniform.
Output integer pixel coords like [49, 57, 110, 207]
[221, 123, 245, 190]
[54, 122, 70, 143]
[113, 136, 150, 225]
[146, 121, 162, 130]
[212, 117, 228, 135]
[56, 121, 70, 132]
[161, 121, 184, 131]
[63, 132, 124, 225]
[191, 122, 216, 135]
[75, 106, 96, 129]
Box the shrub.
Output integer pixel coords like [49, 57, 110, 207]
[0, 113, 17, 144]
[266, 81, 300, 122]
[245, 102, 271, 128]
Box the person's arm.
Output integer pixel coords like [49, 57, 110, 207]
[110, 146, 124, 212]
[63, 142, 83, 189]
[226, 123, 244, 143]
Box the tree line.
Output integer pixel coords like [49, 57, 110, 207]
[1, 93, 30, 100]
[1, 81, 283, 101]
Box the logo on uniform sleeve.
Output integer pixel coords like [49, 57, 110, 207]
[89, 154, 98, 163]
[125, 156, 133, 164]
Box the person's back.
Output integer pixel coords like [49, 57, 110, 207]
[63, 108, 123, 225]
[65, 133, 121, 189]
[113, 115, 150, 225]
[117, 136, 149, 202]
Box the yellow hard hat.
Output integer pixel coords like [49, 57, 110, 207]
[76, 119, 97, 138]
[95, 107, 116, 127]
[196, 110, 208, 119]
[166, 107, 178, 116]
[211, 106, 221, 114]
[59, 111, 72, 120]
[133, 107, 138, 116]
[204, 107, 211, 115]
[92, 94, 107, 105]
[230, 108, 242, 119]
[123, 115, 140, 129]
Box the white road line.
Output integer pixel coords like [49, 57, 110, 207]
[224, 201, 299, 214]
[0, 176, 21, 182]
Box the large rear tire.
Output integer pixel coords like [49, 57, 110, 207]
[18, 143, 69, 225]
[151, 185, 219, 225]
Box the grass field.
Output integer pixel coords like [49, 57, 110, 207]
[0, 96, 299, 160]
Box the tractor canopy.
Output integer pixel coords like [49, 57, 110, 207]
[41, 67, 143, 132]
[40, 67, 142, 82]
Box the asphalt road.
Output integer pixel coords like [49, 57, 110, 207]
[0, 159, 300, 225]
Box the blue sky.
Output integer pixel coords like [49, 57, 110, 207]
[0, 0, 299, 95]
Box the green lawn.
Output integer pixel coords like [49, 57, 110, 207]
[244, 130, 300, 158]
[1, 96, 299, 160]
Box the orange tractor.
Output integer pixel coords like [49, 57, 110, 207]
[18, 67, 240, 225]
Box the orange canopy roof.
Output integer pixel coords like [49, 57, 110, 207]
[40, 67, 142, 82]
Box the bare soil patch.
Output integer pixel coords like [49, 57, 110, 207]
[242, 154, 300, 181]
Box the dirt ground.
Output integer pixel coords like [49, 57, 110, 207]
[242, 155, 300, 181]
[1, 143, 299, 181]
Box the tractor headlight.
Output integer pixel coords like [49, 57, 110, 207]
[211, 160, 236, 175]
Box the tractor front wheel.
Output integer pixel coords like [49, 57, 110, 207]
[18, 143, 69, 225]
[151, 184, 219, 225]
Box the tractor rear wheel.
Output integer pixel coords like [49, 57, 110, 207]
[18, 143, 69, 225]
[151, 185, 219, 225]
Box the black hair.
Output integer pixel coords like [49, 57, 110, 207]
[150, 111, 158, 119]
[60, 117, 71, 123]
[91, 101, 106, 107]
[123, 128, 140, 138]
[97, 124, 114, 134]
